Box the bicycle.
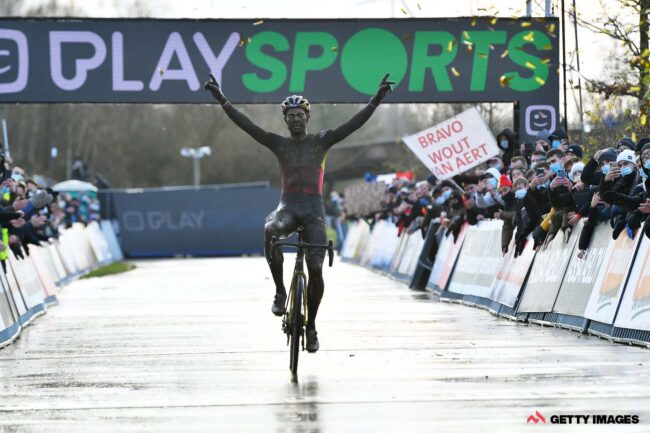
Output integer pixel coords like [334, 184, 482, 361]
[271, 227, 334, 380]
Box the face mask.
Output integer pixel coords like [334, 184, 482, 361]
[499, 139, 509, 150]
[434, 196, 446, 206]
[601, 164, 610, 175]
[11, 173, 23, 182]
[620, 166, 635, 177]
[1, 186, 8, 195]
[640, 170, 648, 180]
[552, 140, 561, 149]
[530, 162, 537, 169]
[537, 180, 551, 190]
[487, 178, 498, 189]
[550, 162, 562, 174]
[644, 160, 650, 170]
[514, 189, 527, 200]
[442, 189, 452, 200]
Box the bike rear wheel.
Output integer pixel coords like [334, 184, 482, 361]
[289, 276, 304, 377]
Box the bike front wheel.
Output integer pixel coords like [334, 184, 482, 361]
[289, 276, 304, 378]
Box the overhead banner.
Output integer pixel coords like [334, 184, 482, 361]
[584, 229, 641, 324]
[402, 107, 499, 179]
[517, 224, 579, 313]
[0, 18, 559, 140]
[613, 233, 650, 331]
[447, 219, 502, 298]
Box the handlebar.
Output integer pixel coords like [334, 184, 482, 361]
[271, 236, 334, 267]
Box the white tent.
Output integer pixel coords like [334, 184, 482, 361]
[52, 180, 98, 192]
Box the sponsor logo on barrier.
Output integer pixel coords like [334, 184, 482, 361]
[526, 411, 639, 425]
[122, 210, 204, 232]
[527, 411, 546, 424]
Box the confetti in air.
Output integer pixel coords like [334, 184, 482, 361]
[331, 46, 338, 52]
[523, 32, 535, 42]
[521, 22, 532, 28]
[451, 67, 460, 77]
[525, 61, 536, 69]
[535, 76, 545, 85]
[642, 114, 647, 126]
[500, 49, 509, 58]
[253, 20, 264, 26]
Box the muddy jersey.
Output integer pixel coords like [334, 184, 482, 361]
[222, 103, 376, 196]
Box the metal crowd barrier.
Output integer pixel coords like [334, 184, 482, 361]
[340, 217, 650, 348]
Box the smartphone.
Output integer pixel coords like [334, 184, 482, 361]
[609, 162, 618, 171]
[536, 168, 545, 177]
[557, 169, 566, 179]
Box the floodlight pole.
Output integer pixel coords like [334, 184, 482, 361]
[193, 157, 200, 188]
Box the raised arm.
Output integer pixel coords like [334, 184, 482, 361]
[324, 74, 395, 148]
[203, 74, 277, 149]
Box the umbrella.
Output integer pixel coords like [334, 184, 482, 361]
[52, 180, 98, 193]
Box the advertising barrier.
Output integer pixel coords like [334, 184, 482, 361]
[446, 220, 503, 301]
[488, 233, 536, 312]
[334, 213, 650, 347]
[427, 224, 468, 293]
[0, 222, 123, 349]
[612, 233, 650, 344]
[516, 222, 580, 319]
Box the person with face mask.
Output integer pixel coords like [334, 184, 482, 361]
[512, 177, 539, 257]
[546, 149, 578, 245]
[493, 174, 517, 254]
[495, 128, 516, 168]
[599, 149, 640, 239]
[474, 167, 503, 212]
[599, 146, 650, 239]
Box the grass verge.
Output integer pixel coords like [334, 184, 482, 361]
[81, 262, 136, 279]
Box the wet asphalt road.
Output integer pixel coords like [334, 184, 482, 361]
[1, 256, 650, 432]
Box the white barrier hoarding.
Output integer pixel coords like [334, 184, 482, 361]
[402, 107, 499, 180]
[447, 220, 502, 298]
[584, 229, 641, 324]
[613, 234, 650, 331]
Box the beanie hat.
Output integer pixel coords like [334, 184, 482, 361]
[597, 149, 617, 163]
[616, 137, 636, 151]
[426, 174, 438, 186]
[636, 137, 650, 154]
[569, 162, 585, 180]
[498, 174, 512, 189]
[567, 144, 583, 159]
[485, 167, 501, 180]
[616, 149, 636, 164]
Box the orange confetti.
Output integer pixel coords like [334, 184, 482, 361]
[239, 38, 245, 47]
[462, 30, 470, 41]
[448, 40, 455, 51]
[548, 23, 556, 33]
[523, 32, 535, 42]
[490, 17, 498, 25]
[541, 58, 551, 64]
[451, 67, 460, 77]
[525, 61, 536, 69]
[500, 49, 509, 58]
[471, 17, 477, 27]
[521, 22, 532, 28]
[499, 74, 513, 87]
[535, 76, 545, 85]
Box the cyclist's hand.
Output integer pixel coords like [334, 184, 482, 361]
[373, 73, 395, 103]
[203, 73, 227, 104]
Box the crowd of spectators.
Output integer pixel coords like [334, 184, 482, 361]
[344, 127, 650, 259]
[0, 149, 101, 264]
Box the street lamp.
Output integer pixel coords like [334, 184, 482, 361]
[180, 146, 211, 188]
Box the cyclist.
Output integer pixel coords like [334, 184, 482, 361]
[204, 73, 394, 352]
